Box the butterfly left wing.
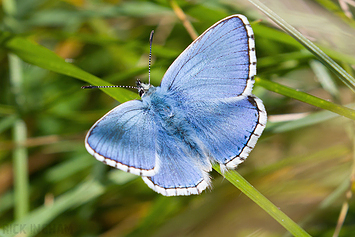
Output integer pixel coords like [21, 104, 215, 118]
[85, 100, 159, 176]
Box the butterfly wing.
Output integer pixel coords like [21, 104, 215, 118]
[159, 15, 266, 169]
[85, 100, 159, 176]
[138, 97, 266, 196]
[184, 96, 267, 169]
[85, 14, 266, 196]
[142, 136, 211, 196]
[142, 159, 209, 196]
[160, 15, 256, 99]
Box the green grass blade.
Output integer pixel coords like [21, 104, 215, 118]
[1, 180, 104, 237]
[256, 78, 355, 120]
[8, 51, 30, 220]
[314, 0, 355, 28]
[0, 31, 137, 102]
[44, 154, 95, 183]
[310, 60, 340, 101]
[213, 165, 311, 237]
[0, 191, 14, 214]
[0, 115, 17, 134]
[253, 24, 355, 65]
[13, 118, 29, 220]
[248, 0, 355, 93]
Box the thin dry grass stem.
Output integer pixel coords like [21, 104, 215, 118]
[0, 135, 79, 150]
[333, 122, 355, 237]
[333, 194, 350, 237]
[339, 0, 355, 18]
[44, 193, 55, 207]
[268, 112, 310, 122]
[169, 0, 198, 40]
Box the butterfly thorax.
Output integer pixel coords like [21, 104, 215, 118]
[142, 87, 210, 166]
[144, 87, 176, 120]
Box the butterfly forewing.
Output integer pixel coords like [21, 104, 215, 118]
[160, 15, 256, 100]
[85, 100, 159, 176]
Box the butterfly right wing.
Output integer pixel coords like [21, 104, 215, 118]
[85, 100, 159, 176]
[160, 15, 256, 100]
[157, 15, 266, 170]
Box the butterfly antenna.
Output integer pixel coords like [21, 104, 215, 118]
[148, 30, 154, 85]
[82, 31, 155, 91]
[81, 85, 137, 89]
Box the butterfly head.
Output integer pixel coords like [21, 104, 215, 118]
[136, 79, 152, 97]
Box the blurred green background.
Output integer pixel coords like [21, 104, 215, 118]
[1, 0, 355, 236]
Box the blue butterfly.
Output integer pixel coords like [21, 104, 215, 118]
[85, 15, 267, 196]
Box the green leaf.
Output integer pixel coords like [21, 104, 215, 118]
[256, 78, 355, 120]
[1, 180, 104, 237]
[213, 165, 312, 237]
[0, 31, 137, 102]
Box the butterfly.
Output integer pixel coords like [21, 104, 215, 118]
[85, 15, 267, 196]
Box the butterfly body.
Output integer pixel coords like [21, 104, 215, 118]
[85, 15, 267, 196]
[142, 83, 212, 171]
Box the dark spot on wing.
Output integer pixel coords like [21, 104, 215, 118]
[247, 96, 257, 107]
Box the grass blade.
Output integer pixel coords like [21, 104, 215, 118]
[213, 165, 311, 237]
[8, 51, 30, 220]
[256, 78, 355, 120]
[248, 0, 355, 93]
[12, 119, 29, 220]
[0, 31, 137, 102]
[1, 180, 104, 236]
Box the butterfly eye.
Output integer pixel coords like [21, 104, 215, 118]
[136, 79, 144, 97]
[139, 89, 145, 97]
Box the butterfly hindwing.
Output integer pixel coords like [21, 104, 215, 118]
[85, 100, 159, 176]
[142, 134, 211, 196]
[183, 96, 266, 169]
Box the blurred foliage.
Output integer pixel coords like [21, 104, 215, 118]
[0, 0, 355, 236]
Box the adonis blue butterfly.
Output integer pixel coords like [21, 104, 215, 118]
[85, 15, 267, 196]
